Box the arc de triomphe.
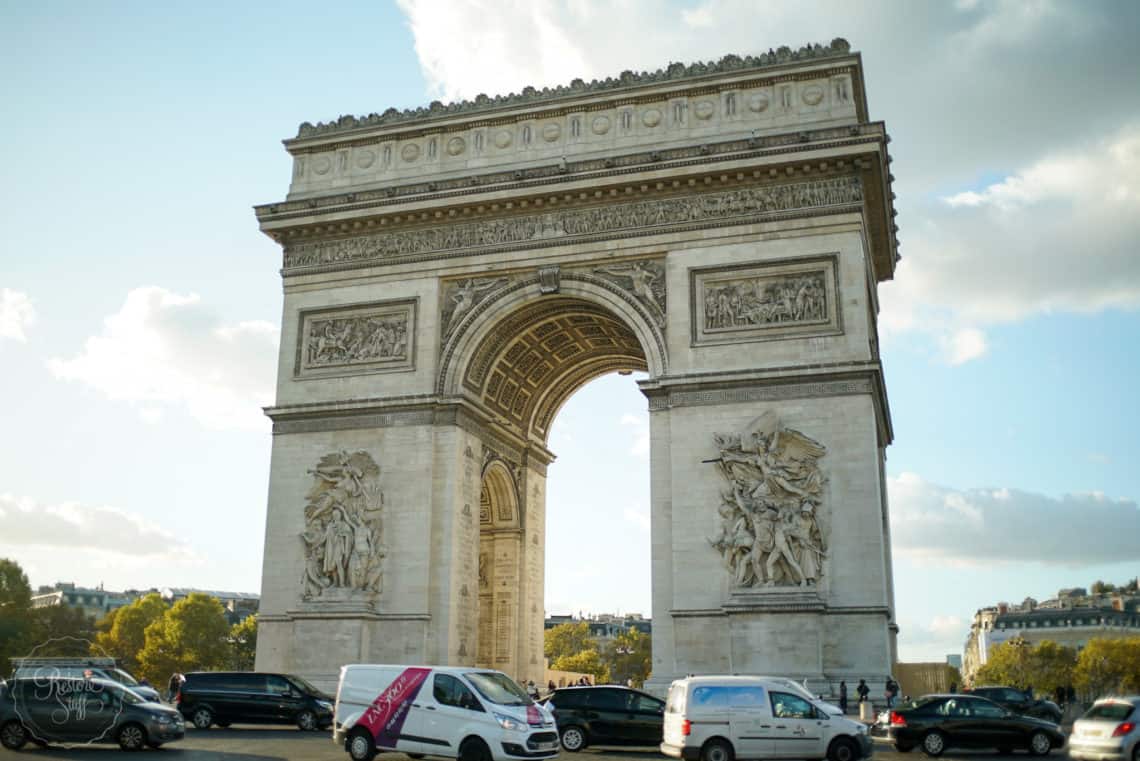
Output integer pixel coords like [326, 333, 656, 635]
[254, 39, 899, 693]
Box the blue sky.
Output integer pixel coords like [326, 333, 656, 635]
[2, 1, 1138, 663]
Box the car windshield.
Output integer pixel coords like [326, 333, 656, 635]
[108, 669, 139, 686]
[287, 675, 326, 697]
[465, 672, 530, 706]
[1084, 702, 1136, 721]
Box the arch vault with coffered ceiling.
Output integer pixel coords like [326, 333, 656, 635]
[254, 39, 900, 694]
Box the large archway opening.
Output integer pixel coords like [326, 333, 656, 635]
[463, 294, 653, 681]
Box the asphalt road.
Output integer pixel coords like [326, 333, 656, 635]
[0, 730, 1080, 761]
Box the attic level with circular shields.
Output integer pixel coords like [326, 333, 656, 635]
[254, 39, 901, 696]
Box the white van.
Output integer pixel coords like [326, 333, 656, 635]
[661, 676, 872, 761]
[334, 665, 559, 761]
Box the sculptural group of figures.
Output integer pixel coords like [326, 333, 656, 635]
[306, 316, 408, 366]
[300, 450, 386, 600]
[708, 413, 828, 588]
[704, 273, 826, 330]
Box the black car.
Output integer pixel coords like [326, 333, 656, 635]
[175, 671, 333, 731]
[886, 693, 1066, 756]
[546, 685, 664, 751]
[967, 686, 1064, 724]
[1, 677, 184, 751]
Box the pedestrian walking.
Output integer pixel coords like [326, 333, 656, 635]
[885, 677, 899, 709]
[839, 681, 848, 714]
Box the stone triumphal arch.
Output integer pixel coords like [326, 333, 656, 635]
[254, 39, 899, 693]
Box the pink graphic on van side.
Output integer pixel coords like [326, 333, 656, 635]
[358, 667, 432, 748]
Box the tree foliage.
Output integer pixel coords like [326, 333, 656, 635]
[544, 622, 593, 661]
[606, 627, 652, 688]
[1073, 637, 1140, 697]
[0, 558, 33, 677]
[93, 593, 168, 673]
[975, 636, 1077, 692]
[137, 593, 231, 684]
[552, 649, 610, 685]
[229, 614, 258, 671]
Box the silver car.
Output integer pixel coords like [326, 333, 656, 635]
[1069, 696, 1140, 761]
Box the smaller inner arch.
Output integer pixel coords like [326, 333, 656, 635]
[463, 297, 648, 442]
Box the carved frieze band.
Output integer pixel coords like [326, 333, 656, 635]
[296, 299, 416, 379]
[282, 176, 862, 273]
[647, 378, 873, 411]
[692, 255, 840, 345]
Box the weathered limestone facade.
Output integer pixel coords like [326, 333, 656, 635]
[254, 39, 899, 693]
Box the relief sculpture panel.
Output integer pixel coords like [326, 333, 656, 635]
[691, 256, 840, 345]
[707, 412, 828, 589]
[296, 300, 415, 378]
[300, 450, 387, 605]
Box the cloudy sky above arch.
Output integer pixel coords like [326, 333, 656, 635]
[1, 0, 1138, 662]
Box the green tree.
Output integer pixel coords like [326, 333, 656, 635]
[0, 558, 33, 677]
[976, 636, 1032, 687]
[1029, 640, 1078, 695]
[552, 649, 611, 685]
[1074, 637, 1140, 697]
[137, 593, 231, 684]
[976, 637, 1077, 693]
[28, 606, 97, 655]
[605, 626, 652, 688]
[93, 593, 167, 673]
[1090, 580, 1115, 595]
[544, 622, 593, 661]
[229, 614, 258, 670]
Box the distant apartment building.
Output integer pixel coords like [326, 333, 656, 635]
[30, 583, 133, 620]
[545, 613, 651, 649]
[963, 586, 1140, 683]
[160, 587, 259, 624]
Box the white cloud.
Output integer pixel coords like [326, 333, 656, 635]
[46, 286, 278, 431]
[897, 614, 968, 662]
[620, 411, 650, 457]
[0, 288, 36, 342]
[889, 472, 1140, 566]
[881, 125, 1140, 359]
[0, 493, 198, 561]
[940, 327, 988, 365]
[623, 503, 650, 532]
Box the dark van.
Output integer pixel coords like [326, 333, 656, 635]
[175, 672, 333, 731]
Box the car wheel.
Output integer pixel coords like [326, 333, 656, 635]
[893, 743, 913, 753]
[560, 725, 588, 752]
[0, 720, 28, 750]
[348, 727, 376, 761]
[117, 722, 147, 751]
[1028, 731, 1052, 756]
[921, 730, 947, 757]
[191, 707, 214, 729]
[828, 736, 858, 761]
[701, 738, 735, 761]
[459, 736, 492, 761]
[297, 709, 318, 731]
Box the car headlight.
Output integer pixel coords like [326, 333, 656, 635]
[317, 700, 334, 710]
[494, 712, 528, 732]
[154, 714, 173, 725]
